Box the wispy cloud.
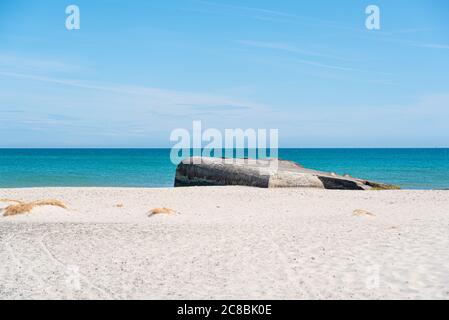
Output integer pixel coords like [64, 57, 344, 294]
[292, 58, 357, 72]
[238, 40, 351, 61]
[415, 43, 449, 50]
[0, 70, 266, 114]
[0, 66, 274, 146]
[196, 0, 293, 19]
[360, 33, 449, 52]
[237, 41, 392, 77]
[386, 38, 449, 50]
[0, 53, 79, 73]
[195, 0, 351, 29]
[176, 103, 251, 111]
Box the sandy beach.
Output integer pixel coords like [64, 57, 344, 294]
[0, 186, 448, 299]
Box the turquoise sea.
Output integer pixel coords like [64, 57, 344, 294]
[0, 149, 448, 189]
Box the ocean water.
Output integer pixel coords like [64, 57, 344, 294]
[0, 149, 448, 189]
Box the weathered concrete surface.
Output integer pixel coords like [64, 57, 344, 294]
[174, 157, 399, 190]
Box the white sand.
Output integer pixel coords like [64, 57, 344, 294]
[0, 186, 448, 300]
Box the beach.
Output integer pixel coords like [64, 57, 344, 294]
[0, 186, 448, 299]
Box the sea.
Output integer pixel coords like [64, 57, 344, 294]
[0, 148, 448, 189]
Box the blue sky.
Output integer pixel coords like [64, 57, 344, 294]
[0, 0, 448, 147]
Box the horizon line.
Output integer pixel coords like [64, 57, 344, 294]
[1, 147, 448, 150]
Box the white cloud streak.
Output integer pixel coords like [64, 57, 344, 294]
[0, 70, 266, 114]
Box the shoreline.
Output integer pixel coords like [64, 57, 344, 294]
[1, 186, 448, 299]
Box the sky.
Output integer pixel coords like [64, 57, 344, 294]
[0, 0, 448, 148]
